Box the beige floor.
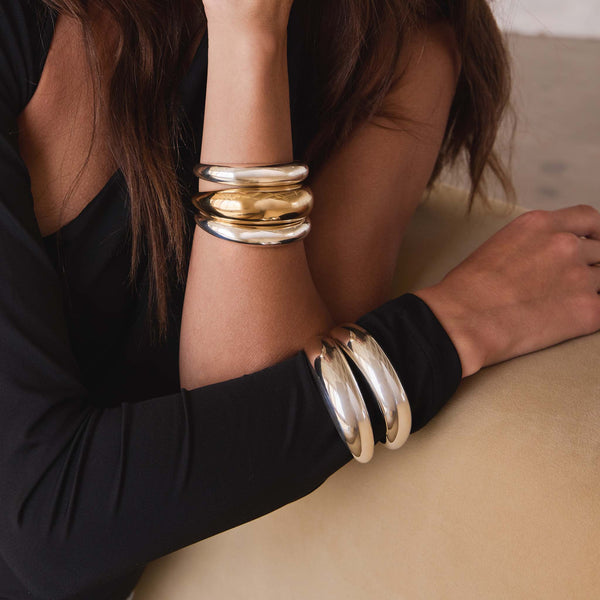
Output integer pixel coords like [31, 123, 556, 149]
[443, 33, 600, 212]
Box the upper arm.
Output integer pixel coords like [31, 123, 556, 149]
[303, 20, 461, 323]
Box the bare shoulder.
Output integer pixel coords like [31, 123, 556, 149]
[401, 19, 461, 84]
[373, 19, 461, 128]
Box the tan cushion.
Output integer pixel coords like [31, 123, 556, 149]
[134, 184, 600, 600]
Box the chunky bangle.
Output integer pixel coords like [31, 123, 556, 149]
[192, 161, 312, 246]
[194, 207, 307, 229]
[193, 162, 309, 187]
[329, 323, 411, 450]
[303, 335, 375, 463]
[194, 213, 312, 246]
[191, 186, 313, 225]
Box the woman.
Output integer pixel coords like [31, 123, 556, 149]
[1, 0, 598, 599]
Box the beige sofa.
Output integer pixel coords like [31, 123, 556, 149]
[134, 184, 600, 600]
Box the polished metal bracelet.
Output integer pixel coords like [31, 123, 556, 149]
[191, 186, 313, 225]
[329, 324, 411, 450]
[194, 213, 312, 246]
[192, 161, 313, 245]
[193, 162, 309, 187]
[194, 206, 307, 229]
[303, 335, 375, 463]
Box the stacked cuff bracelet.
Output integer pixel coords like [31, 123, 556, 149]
[193, 162, 309, 187]
[330, 324, 411, 450]
[192, 162, 312, 245]
[303, 324, 412, 463]
[191, 186, 313, 225]
[195, 218, 312, 246]
[304, 335, 375, 464]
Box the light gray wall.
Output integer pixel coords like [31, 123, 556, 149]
[493, 0, 600, 38]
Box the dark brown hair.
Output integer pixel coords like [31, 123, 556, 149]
[40, 0, 514, 345]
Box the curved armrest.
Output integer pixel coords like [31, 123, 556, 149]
[134, 185, 600, 599]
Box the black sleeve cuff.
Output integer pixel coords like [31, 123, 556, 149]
[355, 292, 463, 434]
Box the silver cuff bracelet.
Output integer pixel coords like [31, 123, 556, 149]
[194, 214, 311, 246]
[329, 323, 411, 450]
[303, 334, 375, 463]
[193, 162, 309, 187]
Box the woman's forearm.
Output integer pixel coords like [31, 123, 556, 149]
[179, 24, 335, 389]
[197, 26, 292, 167]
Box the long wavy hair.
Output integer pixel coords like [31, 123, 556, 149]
[39, 0, 514, 345]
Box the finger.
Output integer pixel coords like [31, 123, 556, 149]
[579, 237, 600, 266]
[550, 204, 600, 240]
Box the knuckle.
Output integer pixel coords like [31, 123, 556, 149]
[516, 209, 550, 230]
[551, 231, 580, 257]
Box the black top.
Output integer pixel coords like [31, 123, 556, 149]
[0, 2, 463, 599]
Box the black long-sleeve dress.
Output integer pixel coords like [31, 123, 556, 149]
[0, 1, 463, 599]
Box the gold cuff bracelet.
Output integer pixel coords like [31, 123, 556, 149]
[192, 161, 312, 246]
[194, 207, 307, 229]
[191, 186, 313, 225]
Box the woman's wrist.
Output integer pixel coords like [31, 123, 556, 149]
[412, 284, 487, 379]
[206, 22, 288, 55]
[203, 2, 292, 41]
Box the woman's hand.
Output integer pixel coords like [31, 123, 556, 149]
[202, 0, 294, 36]
[414, 204, 600, 378]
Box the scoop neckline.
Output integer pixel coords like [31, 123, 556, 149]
[36, 3, 208, 244]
